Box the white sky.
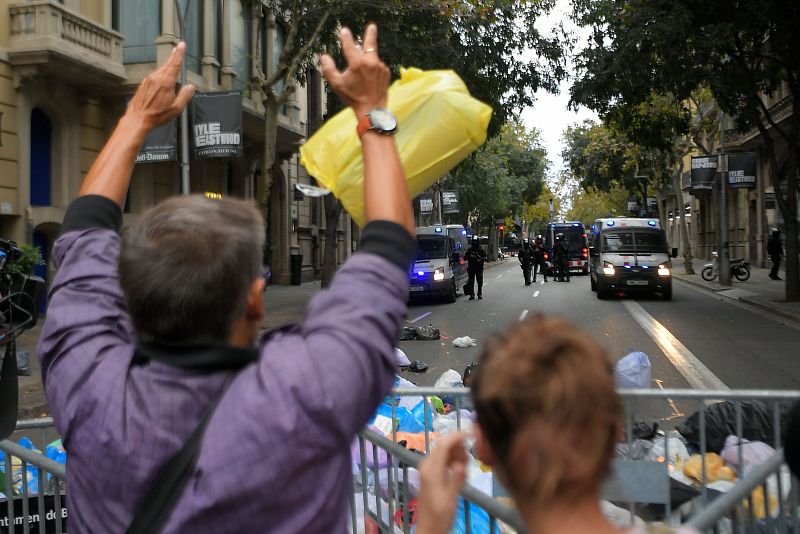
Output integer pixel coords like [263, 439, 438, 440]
[520, 0, 597, 178]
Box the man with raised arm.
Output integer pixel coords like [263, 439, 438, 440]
[38, 25, 414, 533]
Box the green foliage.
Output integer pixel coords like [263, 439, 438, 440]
[7, 244, 44, 275]
[330, 0, 568, 135]
[446, 122, 549, 224]
[566, 184, 629, 227]
[562, 120, 670, 199]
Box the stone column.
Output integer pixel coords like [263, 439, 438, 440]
[202, 0, 219, 85]
[156, 0, 178, 64]
[220, 0, 234, 89]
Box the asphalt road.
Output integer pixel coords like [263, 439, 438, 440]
[397, 258, 800, 425]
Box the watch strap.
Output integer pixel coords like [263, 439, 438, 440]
[357, 114, 372, 139]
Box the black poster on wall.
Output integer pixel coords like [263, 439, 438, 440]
[192, 91, 243, 159]
[135, 120, 177, 163]
[728, 152, 757, 190]
[690, 156, 717, 191]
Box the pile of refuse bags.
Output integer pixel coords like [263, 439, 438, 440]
[352, 368, 499, 534]
[0, 437, 67, 499]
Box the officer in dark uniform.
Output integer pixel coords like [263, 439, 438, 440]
[532, 235, 548, 283]
[465, 236, 487, 299]
[553, 233, 570, 282]
[518, 238, 534, 286]
[767, 229, 784, 280]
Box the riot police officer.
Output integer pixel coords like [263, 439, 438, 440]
[518, 238, 535, 286]
[532, 235, 548, 283]
[465, 236, 487, 300]
[553, 233, 570, 282]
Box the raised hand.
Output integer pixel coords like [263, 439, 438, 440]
[320, 25, 391, 117]
[415, 433, 469, 534]
[127, 42, 196, 130]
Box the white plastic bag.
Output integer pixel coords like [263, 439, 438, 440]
[452, 336, 477, 348]
[720, 435, 776, 476]
[434, 369, 464, 388]
[614, 351, 652, 388]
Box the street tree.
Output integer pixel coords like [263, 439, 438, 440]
[562, 120, 671, 210]
[245, 1, 565, 286]
[447, 122, 550, 258]
[598, 91, 719, 274]
[566, 184, 628, 228]
[571, 0, 800, 300]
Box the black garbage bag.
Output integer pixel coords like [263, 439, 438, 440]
[413, 325, 440, 340]
[398, 327, 417, 341]
[678, 400, 793, 453]
[408, 360, 428, 373]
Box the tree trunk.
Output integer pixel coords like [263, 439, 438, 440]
[260, 95, 280, 207]
[672, 161, 695, 274]
[321, 194, 343, 288]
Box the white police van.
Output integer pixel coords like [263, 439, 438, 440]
[409, 225, 470, 302]
[589, 218, 677, 300]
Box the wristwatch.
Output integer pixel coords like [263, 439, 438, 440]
[357, 108, 398, 138]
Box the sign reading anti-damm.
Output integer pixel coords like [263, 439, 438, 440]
[136, 120, 177, 163]
[192, 91, 243, 159]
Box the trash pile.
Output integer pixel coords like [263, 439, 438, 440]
[611, 352, 795, 527]
[0, 437, 66, 499]
[352, 366, 505, 533]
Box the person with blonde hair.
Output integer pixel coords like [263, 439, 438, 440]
[416, 316, 697, 534]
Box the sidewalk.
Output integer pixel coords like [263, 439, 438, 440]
[673, 257, 800, 324]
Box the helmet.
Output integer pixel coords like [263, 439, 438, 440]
[471, 236, 480, 245]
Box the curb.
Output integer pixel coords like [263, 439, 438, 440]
[739, 296, 800, 325]
[674, 276, 800, 326]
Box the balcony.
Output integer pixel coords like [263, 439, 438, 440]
[8, 1, 126, 89]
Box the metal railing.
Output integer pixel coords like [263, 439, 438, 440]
[6, 389, 800, 533]
[1, 418, 65, 534]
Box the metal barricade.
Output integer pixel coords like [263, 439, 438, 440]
[352, 387, 800, 534]
[1, 418, 65, 534]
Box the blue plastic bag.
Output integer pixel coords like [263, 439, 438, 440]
[614, 351, 652, 388]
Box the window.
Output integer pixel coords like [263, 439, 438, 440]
[114, 0, 160, 63]
[230, 0, 251, 93]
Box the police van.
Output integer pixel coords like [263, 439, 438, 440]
[544, 222, 590, 275]
[409, 225, 470, 302]
[589, 218, 677, 300]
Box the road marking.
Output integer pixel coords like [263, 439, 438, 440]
[622, 300, 729, 390]
[533, 291, 540, 298]
[496, 274, 503, 278]
[409, 311, 432, 324]
[519, 309, 529, 321]
[540, 280, 545, 285]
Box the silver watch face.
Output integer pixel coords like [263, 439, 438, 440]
[369, 109, 397, 132]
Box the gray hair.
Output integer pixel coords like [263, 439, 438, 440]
[119, 195, 265, 344]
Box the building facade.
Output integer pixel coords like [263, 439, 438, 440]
[661, 84, 795, 268]
[0, 0, 352, 296]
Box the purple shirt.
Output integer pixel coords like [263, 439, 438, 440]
[38, 227, 409, 532]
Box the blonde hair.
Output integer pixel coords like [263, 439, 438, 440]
[471, 316, 621, 505]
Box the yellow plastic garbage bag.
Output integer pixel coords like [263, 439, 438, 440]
[684, 453, 736, 483]
[300, 67, 492, 227]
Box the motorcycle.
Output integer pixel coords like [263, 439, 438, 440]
[701, 251, 751, 282]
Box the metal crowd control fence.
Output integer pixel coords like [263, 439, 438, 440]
[4, 390, 800, 534]
[351, 387, 800, 533]
[1, 417, 64, 534]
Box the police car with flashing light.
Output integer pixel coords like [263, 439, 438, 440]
[409, 225, 470, 302]
[589, 218, 678, 300]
